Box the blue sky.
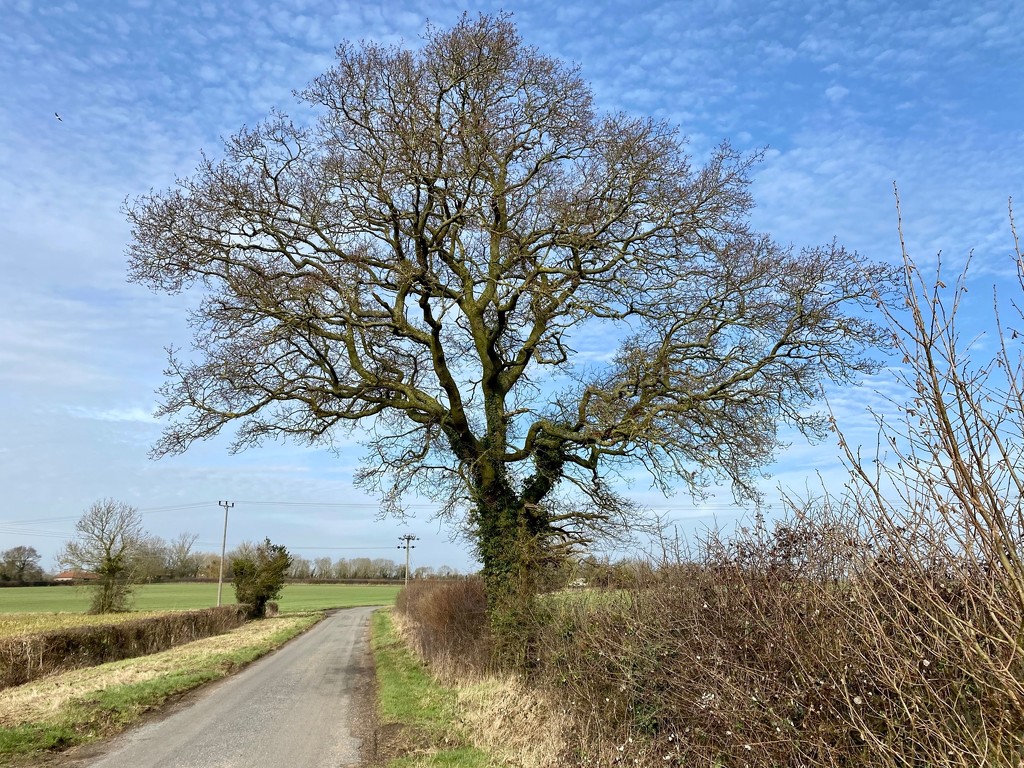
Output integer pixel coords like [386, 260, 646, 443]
[1, 0, 1021, 573]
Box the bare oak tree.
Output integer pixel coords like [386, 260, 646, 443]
[126, 14, 893, 619]
[59, 499, 144, 613]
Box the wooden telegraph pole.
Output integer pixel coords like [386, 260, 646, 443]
[397, 534, 418, 586]
[217, 500, 233, 606]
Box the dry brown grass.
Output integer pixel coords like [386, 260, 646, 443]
[394, 578, 491, 676]
[0, 615, 312, 727]
[456, 677, 569, 768]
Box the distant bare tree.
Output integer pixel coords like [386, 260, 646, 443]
[59, 499, 144, 613]
[166, 532, 202, 579]
[1, 546, 42, 583]
[332, 559, 352, 580]
[228, 541, 257, 560]
[312, 556, 333, 579]
[196, 552, 222, 580]
[372, 558, 402, 580]
[287, 556, 312, 579]
[125, 13, 895, 635]
[132, 535, 170, 582]
[347, 558, 374, 580]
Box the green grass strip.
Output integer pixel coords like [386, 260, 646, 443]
[0, 582, 400, 614]
[0, 614, 321, 765]
[371, 610, 500, 768]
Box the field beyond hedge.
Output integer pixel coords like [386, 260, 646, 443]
[0, 582, 400, 615]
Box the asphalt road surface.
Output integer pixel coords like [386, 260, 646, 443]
[82, 606, 377, 768]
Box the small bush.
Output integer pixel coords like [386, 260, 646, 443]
[232, 538, 291, 619]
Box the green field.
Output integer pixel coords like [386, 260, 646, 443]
[0, 582, 400, 614]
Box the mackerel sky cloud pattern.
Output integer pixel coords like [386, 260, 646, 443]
[0, 0, 1020, 570]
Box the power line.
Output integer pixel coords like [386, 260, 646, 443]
[138, 503, 218, 515]
[0, 515, 79, 526]
[230, 500, 733, 513]
[3, 498, 758, 526]
[193, 541, 397, 551]
[0, 527, 69, 539]
[0, 503, 216, 526]
[286, 545, 399, 551]
[233, 500, 438, 509]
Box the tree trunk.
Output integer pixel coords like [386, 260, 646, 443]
[473, 479, 553, 666]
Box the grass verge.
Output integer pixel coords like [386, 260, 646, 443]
[371, 609, 499, 768]
[0, 613, 321, 766]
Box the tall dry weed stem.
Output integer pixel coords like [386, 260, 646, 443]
[826, 193, 1024, 764]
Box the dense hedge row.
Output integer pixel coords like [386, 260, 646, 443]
[397, 533, 1024, 768]
[394, 577, 490, 674]
[0, 605, 247, 690]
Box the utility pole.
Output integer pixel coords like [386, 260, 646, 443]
[217, 501, 234, 606]
[397, 534, 418, 586]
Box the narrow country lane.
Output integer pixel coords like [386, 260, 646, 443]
[81, 606, 377, 768]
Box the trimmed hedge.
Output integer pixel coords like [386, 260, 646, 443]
[0, 605, 247, 690]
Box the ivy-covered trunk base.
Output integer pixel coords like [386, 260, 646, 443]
[90, 575, 132, 614]
[476, 504, 549, 668]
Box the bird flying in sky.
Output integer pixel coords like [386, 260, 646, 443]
[54, 112, 62, 121]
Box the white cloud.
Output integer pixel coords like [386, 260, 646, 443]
[825, 84, 848, 102]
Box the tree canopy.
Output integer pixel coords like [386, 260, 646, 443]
[59, 499, 144, 613]
[126, 14, 893, 610]
[1, 546, 42, 583]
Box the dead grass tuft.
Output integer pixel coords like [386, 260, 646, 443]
[394, 578, 491, 676]
[393, 583, 571, 767]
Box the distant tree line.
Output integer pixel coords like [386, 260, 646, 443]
[4, 513, 461, 592]
[283, 555, 460, 581]
[135, 539, 461, 582]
